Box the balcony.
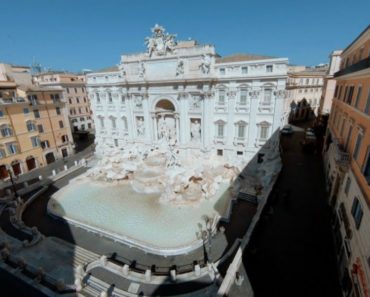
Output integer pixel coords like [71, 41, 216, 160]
[329, 138, 350, 168]
[334, 57, 370, 77]
[0, 97, 27, 105]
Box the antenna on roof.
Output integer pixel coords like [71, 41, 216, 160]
[31, 57, 42, 74]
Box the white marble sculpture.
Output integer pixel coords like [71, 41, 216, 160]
[191, 120, 201, 142]
[137, 117, 145, 136]
[176, 59, 184, 76]
[200, 54, 211, 74]
[145, 24, 177, 57]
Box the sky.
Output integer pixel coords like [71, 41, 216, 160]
[1, 0, 369, 72]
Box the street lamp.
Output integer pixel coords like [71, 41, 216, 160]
[7, 169, 18, 198]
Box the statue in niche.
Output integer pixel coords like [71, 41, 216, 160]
[176, 59, 184, 76]
[137, 117, 145, 136]
[145, 24, 177, 57]
[138, 62, 145, 78]
[191, 120, 201, 141]
[158, 116, 168, 139]
[135, 96, 143, 108]
[200, 54, 211, 74]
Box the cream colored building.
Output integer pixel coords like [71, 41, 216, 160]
[285, 65, 328, 123]
[319, 50, 342, 115]
[34, 72, 94, 133]
[323, 25, 370, 297]
[0, 64, 74, 179]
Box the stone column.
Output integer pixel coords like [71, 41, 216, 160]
[175, 114, 180, 144]
[142, 94, 151, 143]
[151, 113, 158, 141]
[126, 93, 135, 142]
[179, 92, 189, 145]
[227, 89, 237, 146]
[248, 86, 260, 148]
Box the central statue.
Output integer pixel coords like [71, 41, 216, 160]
[145, 24, 177, 57]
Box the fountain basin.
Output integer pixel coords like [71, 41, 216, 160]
[48, 179, 231, 255]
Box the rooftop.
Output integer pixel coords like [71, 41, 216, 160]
[215, 53, 276, 64]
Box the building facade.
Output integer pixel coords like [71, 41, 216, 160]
[324, 26, 370, 297]
[0, 64, 74, 179]
[87, 25, 288, 161]
[285, 65, 327, 123]
[34, 72, 94, 133]
[319, 50, 342, 115]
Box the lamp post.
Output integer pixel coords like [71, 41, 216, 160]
[7, 169, 18, 198]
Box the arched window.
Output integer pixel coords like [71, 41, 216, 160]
[257, 121, 271, 140]
[122, 116, 128, 131]
[235, 120, 247, 139]
[215, 119, 226, 138]
[1, 124, 13, 137]
[26, 120, 36, 132]
[109, 116, 117, 129]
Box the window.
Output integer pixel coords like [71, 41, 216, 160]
[80, 117, 85, 121]
[343, 86, 348, 101]
[59, 120, 64, 128]
[334, 86, 339, 98]
[217, 149, 223, 156]
[0, 148, 5, 159]
[85, 107, 89, 113]
[237, 151, 243, 156]
[51, 93, 60, 103]
[121, 95, 125, 104]
[306, 78, 309, 85]
[259, 123, 270, 139]
[1, 125, 13, 137]
[69, 98, 72, 104]
[219, 68, 225, 75]
[34, 109, 40, 118]
[31, 136, 40, 147]
[217, 123, 224, 137]
[351, 197, 363, 229]
[218, 90, 225, 105]
[41, 140, 50, 149]
[61, 135, 69, 143]
[241, 67, 248, 74]
[84, 97, 87, 103]
[263, 89, 272, 104]
[266, 65, 273, 72]
[26, 120, 36, 132]
[111, 117, 116, 129]
[365, 89, 370, 114]
[363, 146, 370, 184]
[74, 88, 77, 93]
[354, 86, 362, 108]
[114, 139, 118, 147]
[6, 142, 18, 154]
[0, 110, 3, 117]
[353, 133, 362, 160]
[28, 95, 38, 105]
[66, 88, 70, 94]
[338, 85, 343, 99]
[76, 97, 80, 103]
[96, 93, 100, 103]
[347, 86, 354, 105]
[240, 89, 247, 105]
[56, 107, 61, 115]
[238, 124, 245, 138]
[345, 126, 353, 151]
[78, 107, 82, 114]
[99, 117, 104, 128]
[23, 108, 29, 114]
[344, 177, 351, 195]
[37, 124, 44, 133]
[108, 92, 112, 103]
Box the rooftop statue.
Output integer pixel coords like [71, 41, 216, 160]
[145, 24, 177, 57]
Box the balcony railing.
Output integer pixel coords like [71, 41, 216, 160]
[334, 57, 370, 77]
[330, 138, 350, 167]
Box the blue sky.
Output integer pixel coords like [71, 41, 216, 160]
[1, 0, 369, 72]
